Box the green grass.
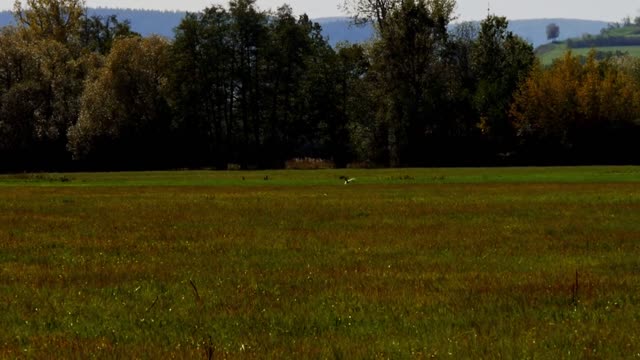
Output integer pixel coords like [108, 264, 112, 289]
[1, 167, 639, 357]
[1, 166, 639, 186]
[538, 43, 640, 65]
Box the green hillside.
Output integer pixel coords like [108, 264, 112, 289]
[605, 24, 640, 37]
[536, 24, 640, 65]
[538, 44, 640, 65]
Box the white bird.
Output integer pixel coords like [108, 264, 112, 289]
[340, 176, 356, 184]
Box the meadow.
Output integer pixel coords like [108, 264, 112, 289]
[0, 167, 639, 358]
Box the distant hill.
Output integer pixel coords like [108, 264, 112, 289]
[506, 19, 609, 48]
[0, 8, 185, 38]
[315, 18, 375, 46]
[87, 8, 184, 38]
[317, 18, 611, 48]
[0, 11, 13, 27]
[0, 9, 608, 48]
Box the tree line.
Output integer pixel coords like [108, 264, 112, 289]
[1, 0, 639, 172]
[567, 36, 640, 49]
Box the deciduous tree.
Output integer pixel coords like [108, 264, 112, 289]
[340, 0, 401, 33]
[13, 0, 85, 44]
[510, 51, 640, 162]
[546, 23, 560, 41]
[68, 36, 172, 166]
[473, 15, 534, 150]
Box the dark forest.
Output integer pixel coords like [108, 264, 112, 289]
[1, 0, 639, 171]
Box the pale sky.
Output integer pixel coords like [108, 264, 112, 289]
[1, 0, 639, 22]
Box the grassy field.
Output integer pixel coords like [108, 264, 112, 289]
[538, 44, 640, 65]
[605, 25, 640, 38]
[1, 167, 639, 358]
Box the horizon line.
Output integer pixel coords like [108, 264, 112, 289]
[0, 6, 621, 23]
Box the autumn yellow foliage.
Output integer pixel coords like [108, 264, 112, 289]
[510, 51, 640, 148]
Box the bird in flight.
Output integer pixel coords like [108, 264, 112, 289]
[339, 176, 356, 184]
